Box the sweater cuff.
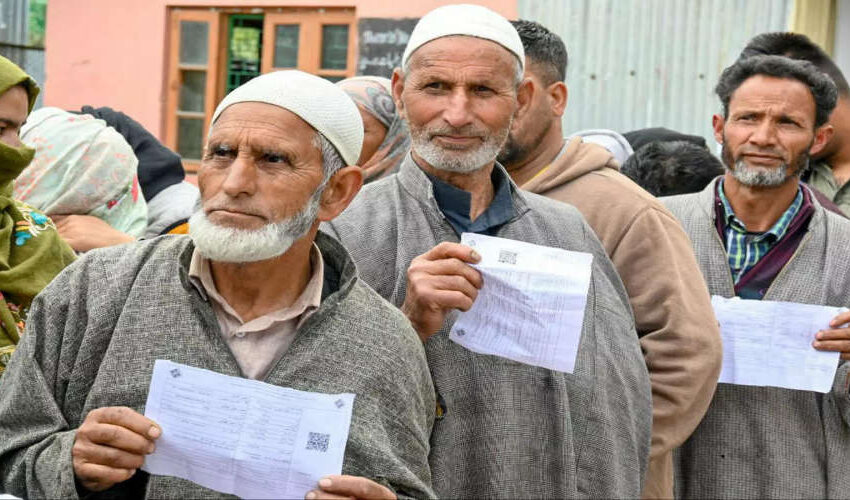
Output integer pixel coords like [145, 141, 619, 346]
[36, 429, 81, 499]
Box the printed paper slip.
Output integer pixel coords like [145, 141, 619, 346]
[712, 296, 845, 393]
[449, 233, 593, 373]
[142, 360, 354, 499]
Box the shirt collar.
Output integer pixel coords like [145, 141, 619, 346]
[717, 177, 805, 242]
[396, 152, 531, 225]
[188, 243, 324, 331]
[423, 161, 515, 235]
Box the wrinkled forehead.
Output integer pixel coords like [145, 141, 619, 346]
[729, 75, 816, 116]
[406, 35, 519, 73]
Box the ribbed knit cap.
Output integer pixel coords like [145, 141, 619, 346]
[402, 4, 524, 71]
[211, 70, 363, 166]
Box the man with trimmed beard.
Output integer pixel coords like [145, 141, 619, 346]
[324, 4, 651, 498]
[739, 32, 850, 217]
[663, 55, 850, 498]
[497, 21, 721, 499]
[0, 70, 435, 499]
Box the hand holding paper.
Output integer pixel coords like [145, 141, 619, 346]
[73, 406, 161, 492]
[142, 360, 355, 499]
[711, 296, 845, 393]
[814, 309, 850, 360]
[402, 241, 483, 340]
[306, 475, 397, 500]
[448, 233, 594, 373]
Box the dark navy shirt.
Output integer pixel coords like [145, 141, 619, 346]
[426, 166, 515, 236]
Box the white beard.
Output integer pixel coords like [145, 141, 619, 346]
[188, 189, 321, 263]
[409, 121, 511, 173]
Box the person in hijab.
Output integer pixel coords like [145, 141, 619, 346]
[80, 105, 199, 237]
[13, 107, 148, 252]
[20, 106, 199, 252]
[337, 76, 410, 182]
[0, 56, 75, 375]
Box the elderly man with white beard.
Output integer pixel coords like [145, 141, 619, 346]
[0, 70, 435, 500]
[324, 4, 652, 498]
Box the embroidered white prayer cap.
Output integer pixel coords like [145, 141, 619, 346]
[210, 70, 363, 166]
[401, 4, 525, 71]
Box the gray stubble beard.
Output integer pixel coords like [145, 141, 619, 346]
[722, 143, 810, 188]
[408, 119, 512, 173]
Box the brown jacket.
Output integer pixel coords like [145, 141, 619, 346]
[515, 137, 722, 498]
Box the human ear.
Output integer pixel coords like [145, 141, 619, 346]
[712, 114, 725, 144]
[317, 166, 364, 221]
[809, 124, 834, 157]
[514, 78, 533, 123]
[548, 81, 568, 117]
[391, 69, 406, 119]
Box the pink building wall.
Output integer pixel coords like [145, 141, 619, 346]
[45, 0, 517, 140]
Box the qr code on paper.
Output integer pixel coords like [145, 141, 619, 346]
[498, 250, 518, 265]
[306, 432, 330, 452]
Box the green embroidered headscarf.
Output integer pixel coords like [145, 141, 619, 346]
[0, 55, 75, 374]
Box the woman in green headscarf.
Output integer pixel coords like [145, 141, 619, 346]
[0, 55, 75, 374]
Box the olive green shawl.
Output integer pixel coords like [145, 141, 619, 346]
[0, 55, 75, 374]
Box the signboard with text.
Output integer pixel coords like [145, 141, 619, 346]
[356, 18, 419, 78]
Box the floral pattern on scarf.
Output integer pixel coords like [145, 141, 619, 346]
[0, 200, 74, 375]
[338, 77, 410, 183]
[14, 107, 148, 237]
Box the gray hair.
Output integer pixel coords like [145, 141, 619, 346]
[312, 132, 347, 187]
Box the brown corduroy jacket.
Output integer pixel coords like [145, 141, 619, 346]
[514, 137, 722, 499]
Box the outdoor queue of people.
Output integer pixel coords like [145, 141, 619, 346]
[1, 3, 850, 499]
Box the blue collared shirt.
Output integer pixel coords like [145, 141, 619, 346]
[717, 178, 804, 284]
[426, 166, 515, 236]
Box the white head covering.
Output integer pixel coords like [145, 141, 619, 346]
[210, 70, 363, 166]
[568, 128, 635, 165]
[402, 4, 524, 71]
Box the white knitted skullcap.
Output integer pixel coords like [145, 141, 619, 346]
[402, 4, 524, 71]
[210, 70, 363, 166]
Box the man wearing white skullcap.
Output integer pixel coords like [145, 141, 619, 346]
[0, 70, 435, 500]
[325, 5, 652, 499]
